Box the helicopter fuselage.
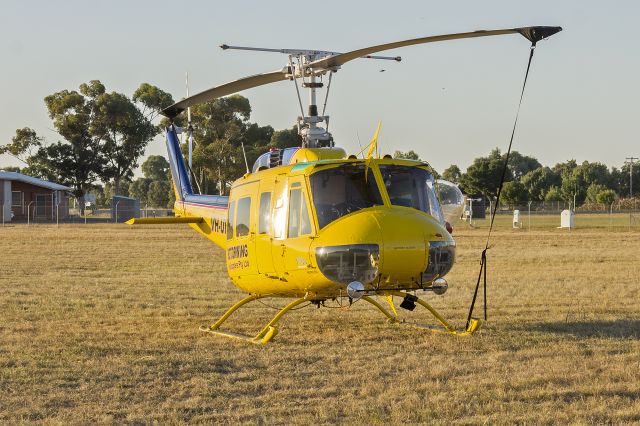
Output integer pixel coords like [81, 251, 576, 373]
[174, 149, 455, 300]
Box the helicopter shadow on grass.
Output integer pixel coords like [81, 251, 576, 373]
[523, 319, 640, 339]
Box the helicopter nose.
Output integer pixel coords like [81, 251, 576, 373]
[313, 208, 453, 286]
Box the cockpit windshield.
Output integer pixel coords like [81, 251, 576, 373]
[310, 164, 383, 229]
[379, 165, 445, 224]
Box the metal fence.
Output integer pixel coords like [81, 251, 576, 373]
[1, 199, 69, 225]
[491, 200, 640, 215]
[461, 200, 640, 232]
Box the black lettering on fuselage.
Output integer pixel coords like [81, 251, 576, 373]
[227, 244, 248, 260]
[211, 218, 227, 234]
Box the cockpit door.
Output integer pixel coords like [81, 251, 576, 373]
[272, 175, 315, 284]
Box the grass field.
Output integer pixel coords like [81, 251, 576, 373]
[1, 215, 639, 424]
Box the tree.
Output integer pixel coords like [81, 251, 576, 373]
[0, 128, 42, 165]
[271, 126, 301, 149]
[242, 123, 275, 171]
[521, 166, 561, 202]
[103, 180, 131, 201]
[561, 161, 613, 205]
[128, 178, 152, 204]
[442, 165, 462, 183]
[614, 163, 640, 198]
[141, 155, 169, 182]
[393, 150, 420, 160]
[544, 186, 563, 202]
[459, 149, 512, 198]
[41, 85, 108, 208]
[188, 95, 283, 194]
[132, 83, 174, 120]
[93, 184, 108, 207]
[586, 182, 607, 204]
[553, 159, 577, 177]
[147, 181, 171, 207]
[501, 180, 527, 207]
[93, 87, 159, 195]
[507, 151, 542, 180]
[596, 189, 617, 206]
[189, 95, 250, 194]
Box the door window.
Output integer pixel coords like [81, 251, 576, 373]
[235, 197, 251, 237]
[227, 201, 236, 239]
[288, 189, 312, 238]
[258, 192, 271, 234]
[300, 196, 311, 235]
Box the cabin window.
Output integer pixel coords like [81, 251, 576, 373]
[310, 164, 383, 229]
[258, 192, 271, 234]
[379, 165, 445, 223]
[235, 197, 251, 237]
[288, 188, 312, 238]
[227, 200, 236, 239]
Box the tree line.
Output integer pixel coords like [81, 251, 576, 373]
[435, 149, 638, 207]
[2, 79, 636, 211]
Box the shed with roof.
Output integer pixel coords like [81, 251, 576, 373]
[0, 171, 72, 222]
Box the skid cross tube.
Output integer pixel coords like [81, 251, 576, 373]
[200, 295, 308, 344]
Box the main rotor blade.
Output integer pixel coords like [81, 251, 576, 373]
[307, 26, 562, 71]
[162, 68, 290, 118]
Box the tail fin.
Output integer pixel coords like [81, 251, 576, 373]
[166, 125, 193, 201]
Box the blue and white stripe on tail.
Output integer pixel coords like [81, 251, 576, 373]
[165, 124, 229, 208]
[166, 125, 193, 202]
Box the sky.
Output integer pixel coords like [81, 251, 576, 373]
[1, 0, 638, 177]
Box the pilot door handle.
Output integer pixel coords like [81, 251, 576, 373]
[279, 243, 286, 257]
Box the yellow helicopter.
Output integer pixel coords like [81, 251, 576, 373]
[128, 26, 561, 343]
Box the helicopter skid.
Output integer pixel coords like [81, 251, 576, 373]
[399, 318, 482, 336]
[200, 294, 307, 344]
[363, 291, 482, 337]
[200, 291, 480, 344]
[199, 326, 279, 345]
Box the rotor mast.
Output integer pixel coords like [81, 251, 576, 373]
[220, 45, 400, 148]
[299, 58, 331, 148]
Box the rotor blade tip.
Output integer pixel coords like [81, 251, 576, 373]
[518, 26, 563, 44]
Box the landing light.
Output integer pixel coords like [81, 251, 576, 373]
[431, 278, 448, 295]
[422, 241, 456, 282]
[346, 281, 365, 300]
[316, 244, 379, 285]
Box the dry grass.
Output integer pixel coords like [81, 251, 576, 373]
[1, 216, 639, 424]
